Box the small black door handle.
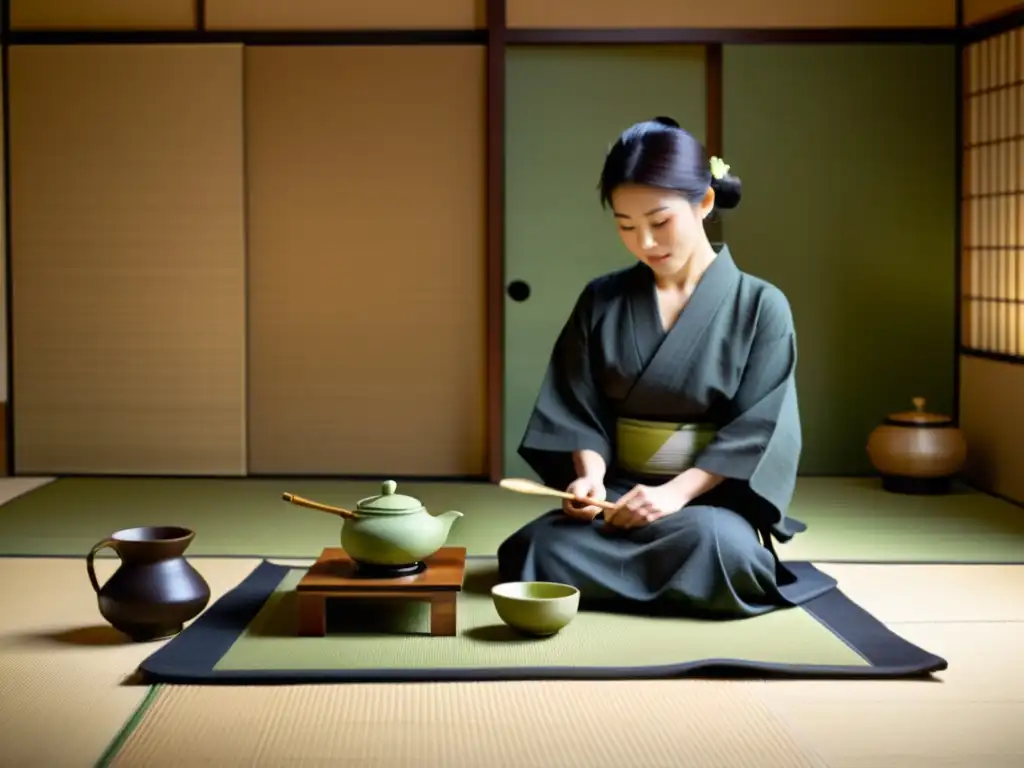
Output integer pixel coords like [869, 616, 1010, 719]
[507, 280, 531, 302]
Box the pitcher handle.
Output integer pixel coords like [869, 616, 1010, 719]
[86, 539, 119, 594]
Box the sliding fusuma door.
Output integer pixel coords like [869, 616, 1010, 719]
[502, 45, 707, 480]
[243, 46, 488, 477]
[723, 44, 957, 475]
[9, 44, 248, 475]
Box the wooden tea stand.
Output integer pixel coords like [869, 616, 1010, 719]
[295, 546, 467, 637]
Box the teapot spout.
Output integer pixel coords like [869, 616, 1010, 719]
[435, 510, 463, 538]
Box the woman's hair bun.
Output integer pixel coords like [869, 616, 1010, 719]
[652, 116, 680, 128]
[710, 173, 742, 210]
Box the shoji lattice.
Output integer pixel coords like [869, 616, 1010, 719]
[963, 28, 1024, 360]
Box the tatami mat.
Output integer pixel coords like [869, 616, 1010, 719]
[0, 556, 263, 767]
[107, 680, 827, 768]
[816, 563, 1024, 623]
[1, 476, 1022, 563]
[0, 556, 1021, 766]
[760, 622, 1024, 704]
[758, 622, 1024, 767]
[0, 476, 54, 506]
[771, 702, 1024, 768]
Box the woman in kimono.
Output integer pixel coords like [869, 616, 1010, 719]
[497, 117, 836, 618]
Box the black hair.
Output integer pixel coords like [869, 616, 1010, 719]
[598, 116, 742, 212]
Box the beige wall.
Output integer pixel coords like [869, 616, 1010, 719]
[964, 0, 1024, 25]
[10, 0, 196, 29]
[507, 0, 957, 28]
[11, 0, 970, 30]
[960, 356, 1024, 503]
[205, 0, 485, 29]
[9, 0, 969, 31]
[9, 0, 486, 30]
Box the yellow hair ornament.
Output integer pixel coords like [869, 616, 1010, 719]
[709, 156, 730, 180]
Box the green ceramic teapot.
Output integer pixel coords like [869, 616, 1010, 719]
[282, 480, 463, 568]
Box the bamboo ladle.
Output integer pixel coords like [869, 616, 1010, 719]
[499, 477, 617, 511]
[281, 492, 360, 520]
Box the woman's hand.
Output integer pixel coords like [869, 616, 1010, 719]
[604, 482, 688, 530]
[562, 476, 606, 520]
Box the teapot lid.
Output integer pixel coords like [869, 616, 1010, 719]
[356, 480, 423, 514]
[884, 397, 953, 426]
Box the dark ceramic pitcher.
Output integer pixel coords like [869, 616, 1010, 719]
[87, 526, 211, 642]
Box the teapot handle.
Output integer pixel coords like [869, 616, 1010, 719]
[86, 539, 120, 594]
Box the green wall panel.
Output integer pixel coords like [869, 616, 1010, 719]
[503, 45, 707, 480]
[723, 44, 957, 475]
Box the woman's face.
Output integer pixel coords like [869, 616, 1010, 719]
[609, 183, 714, 275]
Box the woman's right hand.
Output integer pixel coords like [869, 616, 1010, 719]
[562, 476, 606, 520]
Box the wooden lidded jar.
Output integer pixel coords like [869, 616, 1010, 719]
[866, 397, 967, 495]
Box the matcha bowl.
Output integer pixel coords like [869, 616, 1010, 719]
[490, 581, 580, 636]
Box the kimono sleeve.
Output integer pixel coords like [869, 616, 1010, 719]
[517, 283, 614, 490]
[694, 287, 802, 523]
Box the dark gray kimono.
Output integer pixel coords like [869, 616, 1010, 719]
[497, 245, 837, 618]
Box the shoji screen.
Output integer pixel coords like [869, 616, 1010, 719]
[963, 28, 1023, 359]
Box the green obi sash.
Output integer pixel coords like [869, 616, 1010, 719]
[615, 418, 717, 477]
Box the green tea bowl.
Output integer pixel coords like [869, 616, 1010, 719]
[490, 581, 580, 636]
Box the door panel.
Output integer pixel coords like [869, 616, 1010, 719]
[9, 44, 247, 474]
[723, 44, 956, 474]
[245, 46, 487, 477]
[503, 45, 707, 480]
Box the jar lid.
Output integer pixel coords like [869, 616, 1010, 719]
[884, 397, 952, 426]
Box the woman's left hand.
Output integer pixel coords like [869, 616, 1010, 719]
[604, 482, 689, 530]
